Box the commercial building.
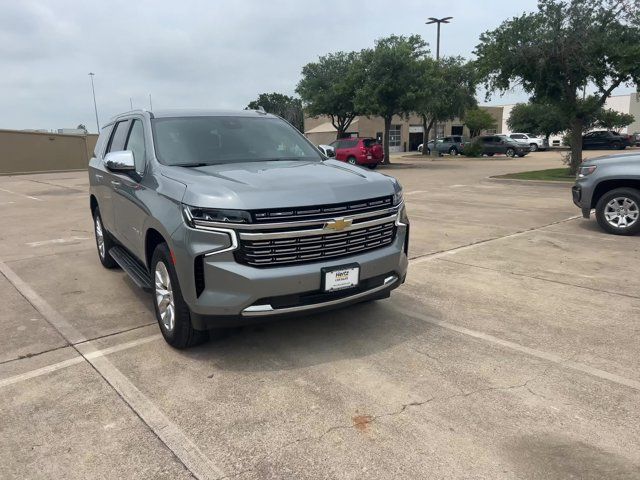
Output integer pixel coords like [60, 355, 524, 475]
[304, 107, 503, 151]
[305, 93, 640, 149]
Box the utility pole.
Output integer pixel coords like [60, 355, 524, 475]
[130, 98, 133, 110]
[426, 17, 453, 153]
[88, 72, 100, 132]
[149, 94, 153, 111]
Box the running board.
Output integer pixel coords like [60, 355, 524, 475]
[109, 246, 153, 291]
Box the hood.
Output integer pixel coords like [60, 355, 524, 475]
[583, 152, 640, 167]
[161, 160, 398, 209]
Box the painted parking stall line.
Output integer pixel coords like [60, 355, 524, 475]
[0, 260, 226, 480]
[0, 186, 43, 202]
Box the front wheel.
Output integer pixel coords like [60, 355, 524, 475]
[595, 188, 640, 235]
[93, 209, 118, 269]
[530, 143, 538, 152]
[347, 156, 357, 165]
[151, 243, 208, 348]
[506, 148, 516, 157]
[449, 147, 458, 156]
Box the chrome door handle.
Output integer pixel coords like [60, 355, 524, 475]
[111, 180, 121, 186]
[95, 174, 103, 180]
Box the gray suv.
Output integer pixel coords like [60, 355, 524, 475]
[89, 110, 409, 348]
[572, 153, 640, 235]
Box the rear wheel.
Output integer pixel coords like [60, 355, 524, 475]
[506, 148, 516, 157]
[347, 156, 357, 165]
[366, 164, 377, 170]
[93, 208, 118, 269]
[151, 243, 208, 349]
[486, 153, 494, 157]
[530, 143, 538, 152]
[449, 147, 458, 156]
[595, 188, 640, 235]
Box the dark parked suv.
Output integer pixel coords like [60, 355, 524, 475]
[582, 131, 632, 150]
[89, 109, 408, 348]
[477, 135, 529, 157]
[434, 136, 468, 155]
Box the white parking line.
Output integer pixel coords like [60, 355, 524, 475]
[26, 237, 90, 247]
[393, 303, 640, 392]
[0, 260, 226, 480]
[405, 190, 428, 196]
[0, 187, 43, 202]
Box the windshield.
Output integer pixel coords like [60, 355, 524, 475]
[151, 116, 322, 166]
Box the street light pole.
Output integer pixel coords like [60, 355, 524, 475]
[88, 72, 100, 133]
[426, 16, 453, 152]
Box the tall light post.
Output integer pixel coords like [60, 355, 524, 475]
[426, 16, 452, 152]
[426, 16, 452, 61]
[88, 72, 100, 132]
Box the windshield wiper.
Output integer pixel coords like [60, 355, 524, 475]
[172, 162, 216, 167]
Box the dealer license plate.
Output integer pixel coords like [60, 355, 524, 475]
[324, 266, 359, 292]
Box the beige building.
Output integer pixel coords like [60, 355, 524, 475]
[304, 107, 504, 151]
[0, 129, 98, 175]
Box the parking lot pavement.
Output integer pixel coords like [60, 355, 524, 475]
[1, 151, 639, 479]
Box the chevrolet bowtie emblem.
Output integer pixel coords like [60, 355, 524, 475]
[324, 217, 353, 231]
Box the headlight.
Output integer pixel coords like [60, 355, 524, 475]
[393, 187, 404, 206]
[396, 203, 409, 226]
[183, 205, 251, 227]
[578, 165, 597, 178]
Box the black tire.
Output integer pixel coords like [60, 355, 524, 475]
[530, 143, 538, 152]
[595, 188, 640, 236]
[486, 153, 494, 157]
[611, 142, 623, 150]
[449, 147, 458, 156]
[517, 153, 527, 158]
[506, 148, 516, 157]
[93, 208, 118, 269]
[151, 243, 208, 349]
[366, 164, 377, 170]
[347, 156, 357, 165]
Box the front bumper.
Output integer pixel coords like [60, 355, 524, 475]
[171, 223, 409, 329]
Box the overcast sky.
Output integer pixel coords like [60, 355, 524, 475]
[1, 0, 636, 132]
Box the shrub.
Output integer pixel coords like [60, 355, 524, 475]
[462, 140, 483, 157]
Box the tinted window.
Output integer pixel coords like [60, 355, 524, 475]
[341, 140, 358, 148]
[152, 117, 322, 166]
[452, 136, 462, 142]
[482, 137, 492, 143]
[126, 120, 146, 174]
[106, 120, 131, 153]
[510, 134, 525, 139]
[362, 138, 376, 148]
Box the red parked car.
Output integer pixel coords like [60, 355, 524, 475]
[330, 137, 384, 169]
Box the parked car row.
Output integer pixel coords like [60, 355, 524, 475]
[417, 135, 530, 157]
[582, 130, 633, 150]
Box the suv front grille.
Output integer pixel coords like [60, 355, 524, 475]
[236, 220, 396, 267]
[251, 196, 393, 223]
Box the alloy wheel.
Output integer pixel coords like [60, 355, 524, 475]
[95, 216, 105, 259]
[155, 262, 175, 332]
[604, 197, 639, 229]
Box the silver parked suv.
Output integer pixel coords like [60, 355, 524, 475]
[89, 109, 409, 348]
[572, 153, 640, 235]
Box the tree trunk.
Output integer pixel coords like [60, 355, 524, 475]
[382, 115, 392, 164]
[569, 117, 584, 175]
[421, 115, 434, 156]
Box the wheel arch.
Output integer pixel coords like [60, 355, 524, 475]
[145, 228, 168, 269]
[90, 194, 98, 217]
[591, 179, 640, 209]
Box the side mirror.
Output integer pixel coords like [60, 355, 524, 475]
[105, 151, 135, 172]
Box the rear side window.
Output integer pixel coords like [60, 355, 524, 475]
[482, 137, 492, 143]
[511, 134, 524, 139]
[125, 120, 147, 174]
[106, 120, 131, 153]
[362, 138, 376, 148]
[94, 125, 113, 158]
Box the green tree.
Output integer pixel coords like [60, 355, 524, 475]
[475, 0, 640, 174]
[411, 57, 477, 156]
[507, 102, 568, 142]
[247, 93, 304, 132]
[296, 51, 364, 139]
[464, 108, 496, 138]
[356, 35, 428, 163]
[592, 108, 635, 131]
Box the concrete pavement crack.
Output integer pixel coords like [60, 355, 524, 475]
[217, 366, 561, 480]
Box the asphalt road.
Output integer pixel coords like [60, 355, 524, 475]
[1, 149, 639, 479]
